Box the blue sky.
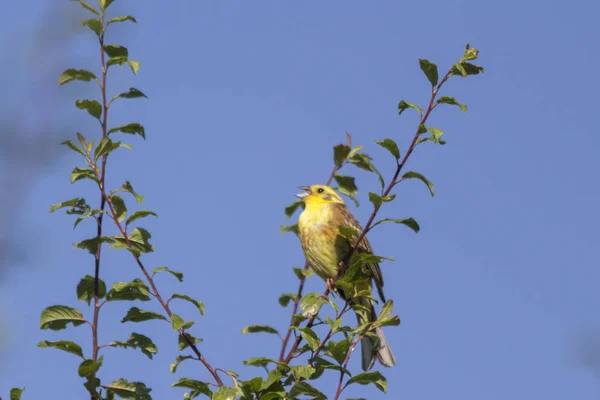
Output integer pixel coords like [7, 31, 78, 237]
[1, 0, 599, 399]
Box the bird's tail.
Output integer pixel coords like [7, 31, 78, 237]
[356, 298, 397, 371]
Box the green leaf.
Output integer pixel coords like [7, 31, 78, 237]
[428, 127, 444, 143]
[348, 153, 384, 189]
[328, 338, 351, 364]
[280, 224, 299, 236]
[402, 171, 435, 197]
[107, 56, 128, 68]
[94, 137, 121, 161]
[40, 305, 86, 330]
[171, 313, 185, 330]
[37, 340, 84, 358]
[128, 60, 140, 75]
[111, 227, 154, 254]
[75, 99, 102, 119]
[212, 386, 238, 400]
[78, 357, 103, 378]
[107, 333, 158, 359]
[346, 371, 387, 393]
[398, 100, 423, 116]
[452, 62, 484, 77]
[300, 327, 320, 351]
[110, 195, 127, 222]
[375, 138, 400, 160]
[285, 200, 304, 219]
[115, 181, 144, 204]
[243, 357, 279, 368]
[126, 210, 158, 226]
[112, 87, 147, 103]
[333, 174, 357, 195]
[375, 315, 401, 327]
[108, 122, 145, 139]
[326, 316, 342, 332]
[70, 167, 98, 184]
[104, 44, 128, 58]
[58, 68, 97, 86]
[170, 355, 195, 374]
[107, 279, 151, 302]
[102, 0, 115, 10]
[300, 292, 327, 316]
[61, 140, 87, 157]
[372, 217, 420, 233]
[368, 192, 395, 209]
[293, 267, 314, 280]
[333, 144, 351, 167]
[241, 325, 280, 335]
[10, 388, 25, 400]
[278, 293, 297, 307]
[419, 59, 439, 87]
[121, 307, 167, 323]
[290, 365, 317, 380]
[178, 332, 202, 351]
[170, 294, 205, 316]
[74, 236, 114, 255]
[49, 197, 84, 213]
[260, 369, 286, 391]
[172, 378, 212, 398]
[152, 266, 183, 282]
[107, 15, 137, 25]
[81, 18, 102, 36]
[76, 274, 106, 305]
[104, 378, 152, 400]
[461, 43, 479, 62]
[73, 0, 99, 15]
[288, 382, 326, 400]
[73, 208, 100, 230]
[436, 96, 467, 112]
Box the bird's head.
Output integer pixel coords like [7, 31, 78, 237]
[296, 185, 344, 206]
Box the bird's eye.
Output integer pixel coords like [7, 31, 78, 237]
[317, 188, 324, 193]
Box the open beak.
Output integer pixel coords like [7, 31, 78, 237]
[296, 186, 311, 199]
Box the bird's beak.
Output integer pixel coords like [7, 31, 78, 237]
[296, 186, 311, 199]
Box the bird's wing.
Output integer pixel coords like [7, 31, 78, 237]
[332, 203, 386, 302]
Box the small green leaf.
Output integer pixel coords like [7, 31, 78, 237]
[288, 382, 325, 399]
[419, 59, 439, 87]
[280, 224, 299, 236]
[452, 62, 484, 77]
[112, 87, 147, 103]
[300, 327, 320, 351]
[107, 333, 158, 359]
[300, 292, 327, 316]
[293, 267, 314, 280]
[278, 293, 297, 307]
[285, 200, 304, 219]
[104, 44, 128, 58]
[242, 325, 280, 335]
[73, 0, 99, 15]
[128, 60, 140, 75]
[78, 357, 103, 378]
[170, 294, 205, 316]
[375, 138, 400, 160]
[333, 144, 351, 167]
[110, 195, 127, 222]
[345, 371, 387, 393]
[348, 153, 384, 189]
[107, 279, 151, 302]
[326, 316, 342, 332]
[102, 0, 115, 10]
[328, 338, 351, 364]
[114, 181, 144, 204]
[402, 171, 435, 197]
[121, 307, 167, 323]
[76, 274, 106, 305]
[436, 96, 467, 112]
[243, 357, 280, 368]
[107, 56, 128, 68]
[81, 18, 102, 36]
[368, 192, 396, 209]
[170, 355, 195, 374]
[94, 137, 121, 161]
[372, 217, 420, 233]
[75, 99, 102, 119]
[37, 340, 84, 358]
[58, 68, 97, 85]
[461, 43, 479, 62]
[260, 369, 286, 391]
[427, 127, 444, 143]
[172, 378, 212, 398]
[152, 266, 183, 282]
[111, 227, 154, 254]
[107, 15, 137, 25]
[108, 122, 145, 139]
[61, 140, 87, 157]
[178, 332, 202, 351]
[333, 174, 357, 195]
[70, 167, 98, 185]
[40, 305, 86, 330]
[10, 388, 25, 400]
[74, 237, 114, 255]
[125, 210, 157, 227]
[171, 313, 185, 330]
[375, 315, 401, 327]
[213, 386, 239, 400]
[290, 365, 317, 380]
[104, 378, 152, 400]
[49, 197, 84, 213]
[398, 100, 423, 116]
[418, 124, 428, 134]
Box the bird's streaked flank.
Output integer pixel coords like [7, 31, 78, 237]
[296, 184, 396, 371]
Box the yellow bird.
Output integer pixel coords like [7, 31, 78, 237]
[296, 185, 396, 371]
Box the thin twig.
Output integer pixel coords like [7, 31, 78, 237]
[333, 335, 363, 400]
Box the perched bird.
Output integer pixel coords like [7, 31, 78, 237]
[296, 185, 396, 371]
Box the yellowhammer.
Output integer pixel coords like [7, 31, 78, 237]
[296, 185, 396, 371]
